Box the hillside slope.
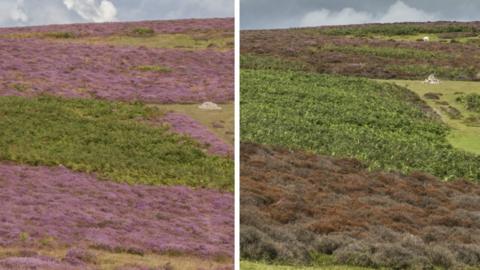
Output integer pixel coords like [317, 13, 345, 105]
[0, 18, 234, 269]
[241, 22, 480, 81]
[241, 143, 480, 269]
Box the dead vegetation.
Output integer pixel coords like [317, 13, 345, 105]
[241, 143, 480, 269]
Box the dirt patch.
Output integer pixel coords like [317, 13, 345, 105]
[241, 143, 480, 269]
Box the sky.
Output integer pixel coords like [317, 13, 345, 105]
[0, 0, 234, 27]
[241, 0, 480, 29]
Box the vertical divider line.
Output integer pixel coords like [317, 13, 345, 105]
[234, 0, 241, 268]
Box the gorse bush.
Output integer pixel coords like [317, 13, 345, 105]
[0, 95, 233, 190]
[241, 69, 480, 181]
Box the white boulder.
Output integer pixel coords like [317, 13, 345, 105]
[423, 74, 440, 85]
[198, 101, 222, 110]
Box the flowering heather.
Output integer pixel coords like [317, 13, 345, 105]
[0, 256, 81, 270]
[0, 163, 233, 258]
[0, 37, 233, 103]
[0, 18, 233, 37]
[163, 112, 233, 157]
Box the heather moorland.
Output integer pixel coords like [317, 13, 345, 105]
[0, 18, 234, 269]
[241, 21, 480, 270]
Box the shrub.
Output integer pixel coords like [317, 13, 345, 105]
[426, 245, 456, 269]
[456, 93, 480, 113]
[240, 226, 279, 261]
[452, 244, 480, 266]
[44, 31, 76, 39]
[372, 244, 419, 269]
[424, 92, 442, 100]
[63, 248, 96, 265]
[334, 242, 376, 267]
[315, 235, 353, 255]
[131, 27, 155, 37]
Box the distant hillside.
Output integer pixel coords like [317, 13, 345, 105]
[241, 21, 480, 81]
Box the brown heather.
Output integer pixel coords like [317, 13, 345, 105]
[241, 143, 480, 269]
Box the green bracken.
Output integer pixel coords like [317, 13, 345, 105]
[241, 69, 480, 181]
[0, 95, 233, 190]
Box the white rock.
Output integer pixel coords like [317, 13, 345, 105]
[198, 101, 222, 110]
[423, 74, 440, 85]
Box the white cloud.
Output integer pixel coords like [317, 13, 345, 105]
[300, 1, 437, 27]
[0, 0, 28, 24]
[380, 1, 435, 23]
[10, 0, 28, 22]
[63, 0, 117, 22]
[301, 8, 372, 26]
[0, 0, 232, 27]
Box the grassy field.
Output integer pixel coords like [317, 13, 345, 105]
[1, 30, 234, 50]
[241, 261, 374, 270]
[73, 32, 234, 50]
[0, 247, 231, 270]
[241, 69, 480, 181]
[158, 103, 234, 145]
[55, 32, 233, 50]
[0, 95, 233, 190]
[382, 80, 480, 155]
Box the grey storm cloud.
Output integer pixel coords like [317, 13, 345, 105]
[0, 0, 233, 27]
[241, 0, 480, 29]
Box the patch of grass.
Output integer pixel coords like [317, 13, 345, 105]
[0, 95, 233, 190]
[44, 31, 76, 39]
[10, 82, 29, 92]
[0, 247, 231, 270]
[385, 80, 480, 155]
[156, 103, 234, 146]
[74, 32, 233, 50]
[241, 70, 480, 181]
[134, 65, 173, 73]
[240, 54, 310, 72]
[18, 232, 29, 242]
[130, 27, 155, 37]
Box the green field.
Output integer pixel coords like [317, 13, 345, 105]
[241, 69, 480, 181]
[0, 95, 233, 190]
[382, 80, 480, 155]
